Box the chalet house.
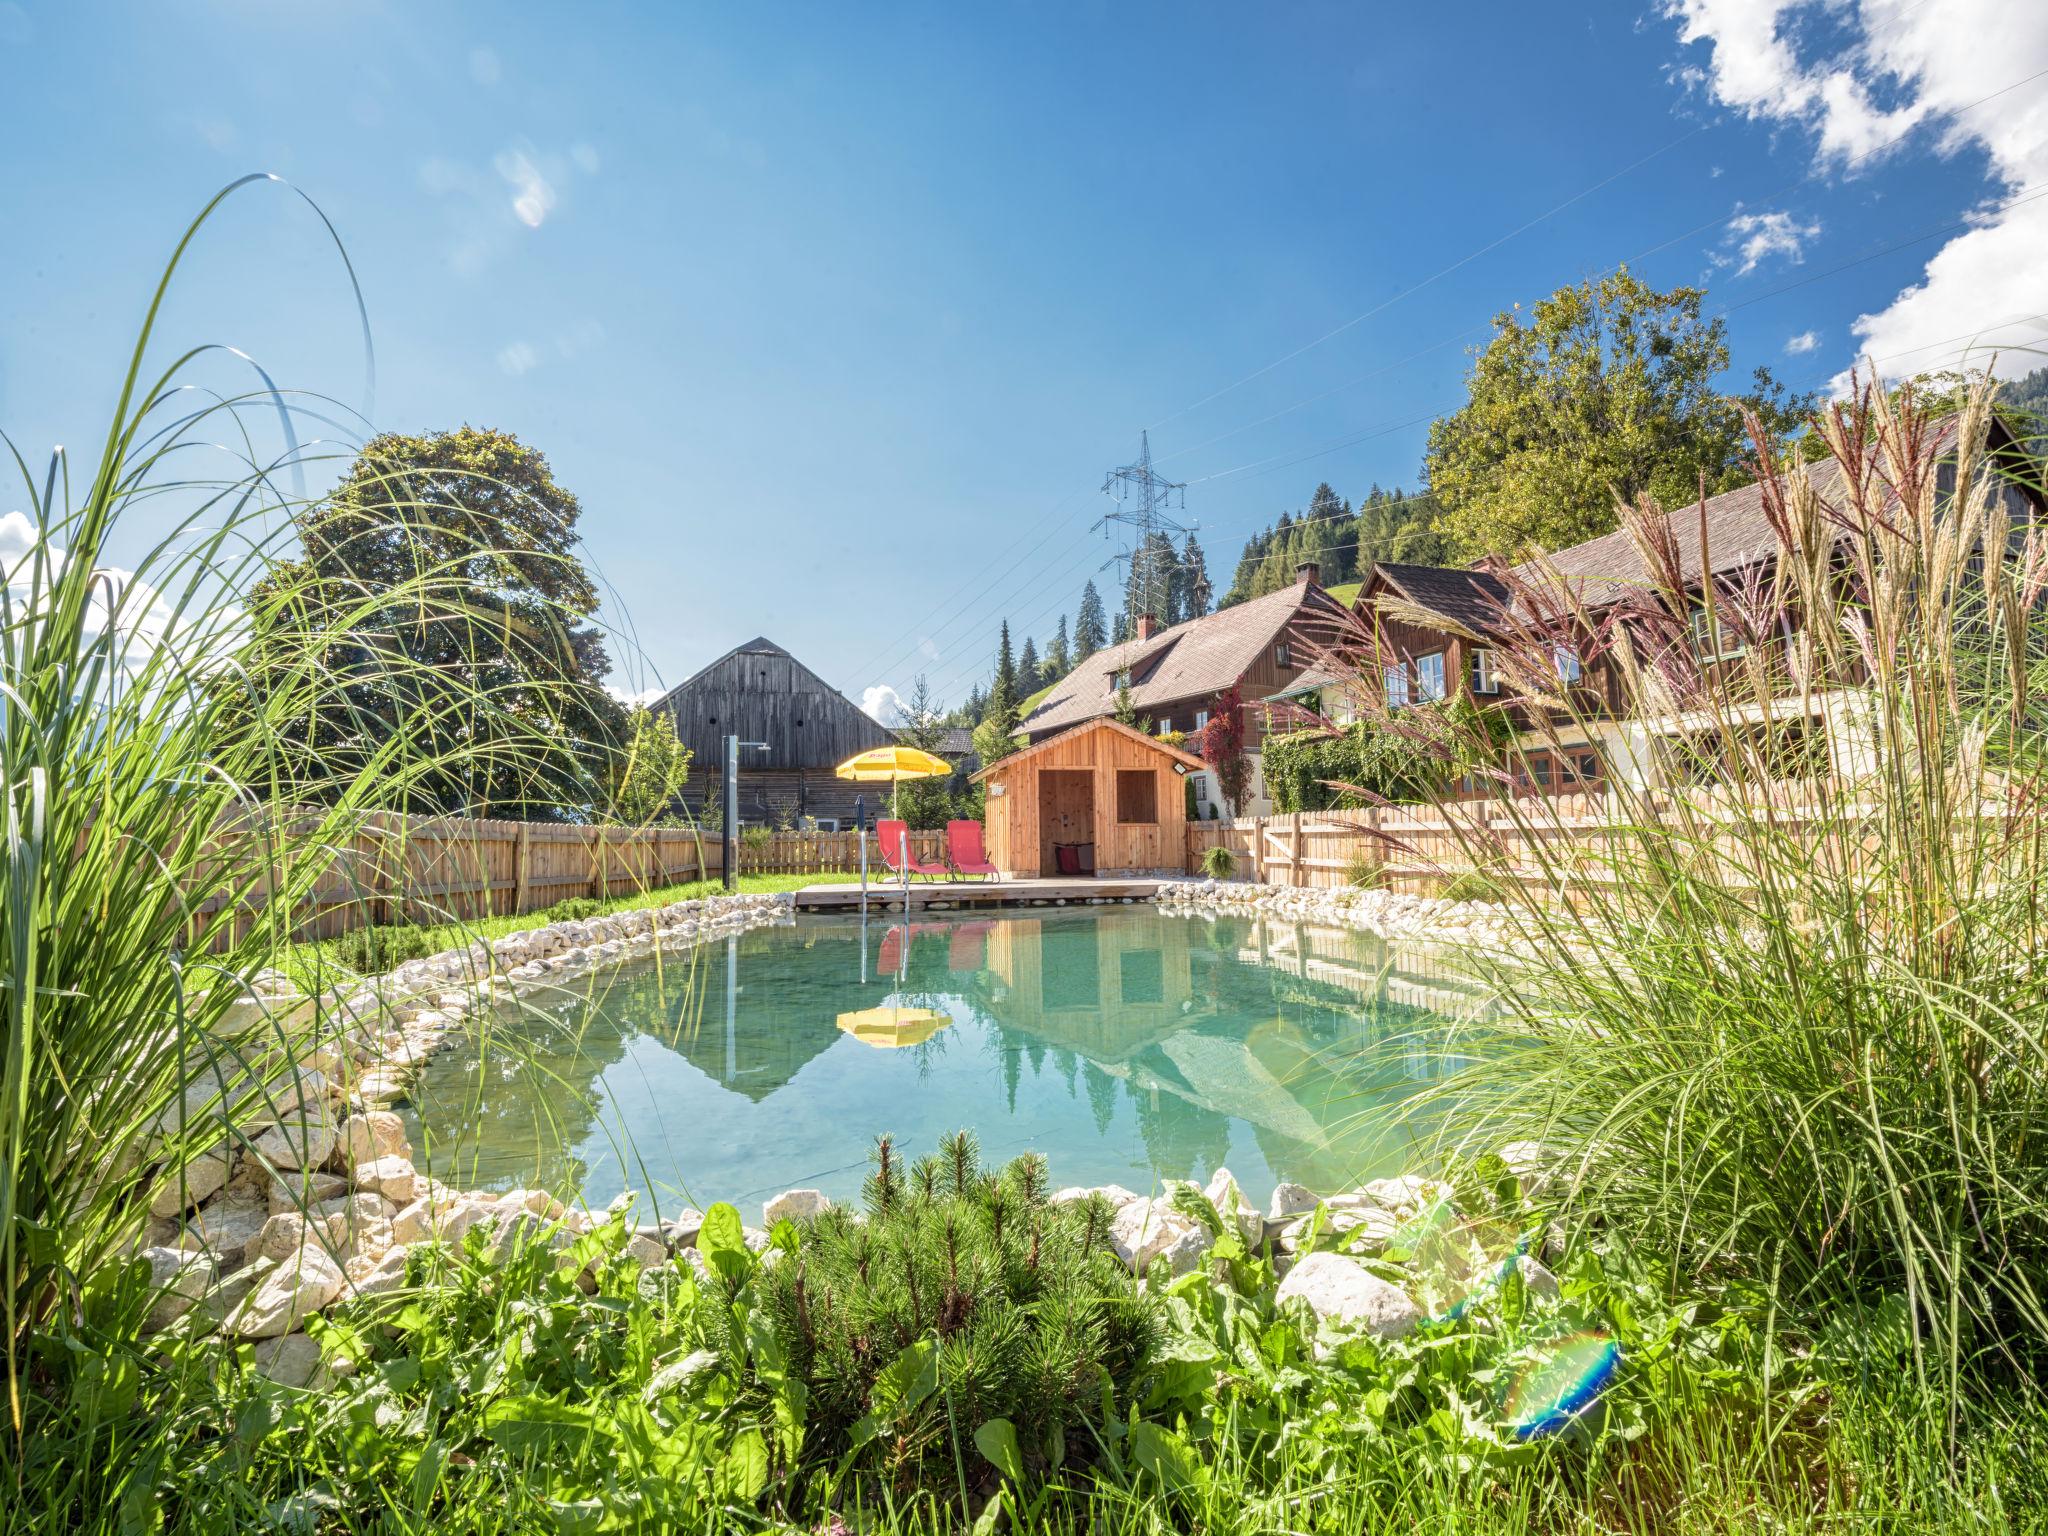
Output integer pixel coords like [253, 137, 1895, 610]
[1327, 417, 2046, 795]
[1018, 570, 1351, 816]
[653, 637, 896, 828]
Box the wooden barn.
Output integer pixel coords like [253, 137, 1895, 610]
[653, 637, 896, 827]
[973, 718, 1205, 879]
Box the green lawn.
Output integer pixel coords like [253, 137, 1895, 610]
[285, 870, 858, 987]
[1322, 578, 1361, 607]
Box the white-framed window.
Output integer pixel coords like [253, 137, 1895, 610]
[1553, 644, 1582, 684]
[1689, 606, 1746, 661]
[1274, 641, 1292, 668]
[1384, 662, 1411, 709]
[1415, 651, 1447, 702]
[1193, 708, 1210, 730]
[1471, 648, 1499, 694]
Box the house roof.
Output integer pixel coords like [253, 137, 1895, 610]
[912, 727, 977, 757]
[971, 716, 1208, 783]
[1018, 579, 1349, 736]
[1367, 562, 1515, 636]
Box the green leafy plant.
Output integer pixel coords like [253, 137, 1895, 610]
[324, 921, 439, 975]
[1199, 845, 1238, 881]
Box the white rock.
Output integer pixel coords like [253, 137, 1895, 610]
[1266, 1182, 1320, 1225]
[762, 1189, 829, 1226]
[148, 1148, 233, 1218]
[253, 1210, 350, 1265]
[1274, 1252, 1423, 1339]
[1497, 1142, 1567, 1202]
[622, 1233, 668, 1269]
[340, 1111, 411, 1167]
[353, 1155, 418, 1206]
[1279, 1204, 1400, 1254]
[343, 1244, 410, 1299]
[252, 1332, 329, 1389]
[232, 1246, 345, 1338]
[1512, 1254, 1561, 1301]
[267, 1171, 348, 1214]
[140, 1246, 215, 1333]
[1202, 1168, 1264, 1246]
[183, 1197, 270, 1266]
[253, 1104, 337, 1170]
[1109, 1198, 1209, 1276]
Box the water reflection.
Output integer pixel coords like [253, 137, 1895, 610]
[403, 906, 1500, 1215]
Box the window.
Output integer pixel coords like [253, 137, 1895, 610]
[1194, 708, 1210, 730]
[1553, 645, 1582, 684]
[1415, 651, 1447, 702]
[1115, 769, 1158, 824]
[1274, 641, 1292, 668]
[1690, 606, 1746, 661]
[1471, 649, 1499, 694]
[1383, 662, 1410, 709]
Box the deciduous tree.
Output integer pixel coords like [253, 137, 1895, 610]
[1425, 267, 1810, 559]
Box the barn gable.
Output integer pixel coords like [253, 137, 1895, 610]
[654, 637, 896, 773]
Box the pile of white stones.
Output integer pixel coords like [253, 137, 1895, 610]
[128, 891, 795, 1387]
[1159, 878, 1516, 952]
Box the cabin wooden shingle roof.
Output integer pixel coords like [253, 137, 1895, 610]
[1019, 579, 1349, 737]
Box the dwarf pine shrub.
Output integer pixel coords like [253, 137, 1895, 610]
[745, 1132, 1155, 1491]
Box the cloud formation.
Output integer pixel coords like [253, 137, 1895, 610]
[1720, 208, 1821, 274]
[861, 684, 909, 727]
[1664, 0, 2048, 385]
[1785, 329, 1820, 354]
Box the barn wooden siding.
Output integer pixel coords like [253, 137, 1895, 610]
[980, 719, 1197, 879]
[656, 640, 896, 817]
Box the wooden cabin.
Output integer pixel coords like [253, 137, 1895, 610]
[972, 718, 1206, 878]
[653, 636, 896, 827]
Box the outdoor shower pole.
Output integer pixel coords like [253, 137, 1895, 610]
[720, 735, 768, 892]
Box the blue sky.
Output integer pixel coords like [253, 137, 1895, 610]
[2, 1, 2043, 720]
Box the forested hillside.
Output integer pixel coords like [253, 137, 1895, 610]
[1218, 482, 1441, 607]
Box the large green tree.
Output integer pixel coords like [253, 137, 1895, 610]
[1074, 581, 1108, 658]
[245, 426, 625, 818]
[599, 706, 692, 824]
[1425, 267, 1811, 559]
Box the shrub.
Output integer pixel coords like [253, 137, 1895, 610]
[325, 921, 439, 974]
[737, 1132, 1154, 1490]
[1200, 845, 1238, 880]
[1344, 849, 1385, 888]
[538, 895, 605, 924]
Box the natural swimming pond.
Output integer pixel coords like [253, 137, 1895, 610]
[402, 904, 1497, 1218]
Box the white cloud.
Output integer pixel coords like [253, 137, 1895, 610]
[1662, 0, 2048, 387]
[862, 684, 909, 727]
[1720, 208, 1821, 274]
[605, 681, 665, 708]
[496, 341, 539, 377]
[495, 147, 557, 229]
[0, 510, 203, 671]
[1785, 329, 1820, 354]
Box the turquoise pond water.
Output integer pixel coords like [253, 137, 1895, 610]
[401, 905, 1497, 1219]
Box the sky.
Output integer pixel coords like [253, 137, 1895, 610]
[2, 1, 2044, 724]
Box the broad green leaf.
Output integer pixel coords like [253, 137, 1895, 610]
[715, 1426, 769, 1502]
[696, 1203, 751, 1283]
[974, 1417, 1025, 1483]
[641, 1349, 721, 1405]
[971, 1488, 1006, 1536]
[481, 1396, 613, 1452]
[868, 1338, 938, 1421]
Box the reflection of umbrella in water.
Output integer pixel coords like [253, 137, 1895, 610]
[836, 1005, 952, 1049]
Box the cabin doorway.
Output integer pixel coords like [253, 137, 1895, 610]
[1037, 769, 1094, 876]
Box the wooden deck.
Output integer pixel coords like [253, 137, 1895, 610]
[792, 877, 1172, 912]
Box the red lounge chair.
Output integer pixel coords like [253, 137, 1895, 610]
[945, 819, 999, 880]
[876, 819, 947, 881]
[947, 919, 994, 973]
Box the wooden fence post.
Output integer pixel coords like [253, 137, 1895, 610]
[589, 826, 603, 900]
[1290, 811, 1304, 887]
[1250, 816, 1267, 884]
[513, 823, 532, 914]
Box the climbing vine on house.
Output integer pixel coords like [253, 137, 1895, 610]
[1263, 699, 1505, 812]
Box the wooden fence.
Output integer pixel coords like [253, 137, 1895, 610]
[203, 815, 942, 942]
[1182, 779, 1936, 891]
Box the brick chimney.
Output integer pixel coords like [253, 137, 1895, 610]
[1136, 612, 1157, 642]
[1295, 560, 1321, 587]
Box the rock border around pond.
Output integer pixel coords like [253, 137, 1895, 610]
[1158, 877, 1517, 951]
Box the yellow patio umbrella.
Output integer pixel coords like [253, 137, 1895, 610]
[835, 1005, 952, 1049]
[835, 745, 954, 900]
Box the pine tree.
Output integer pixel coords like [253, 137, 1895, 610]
[1176, 532, 1213, 620]
[1123, 531, 1177, 628]
[1045, 615, 1071, 679]
[1017, 635, 1041, 697]
[1074, 581, 1108, 658]
[990, 620, 1017, 733]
